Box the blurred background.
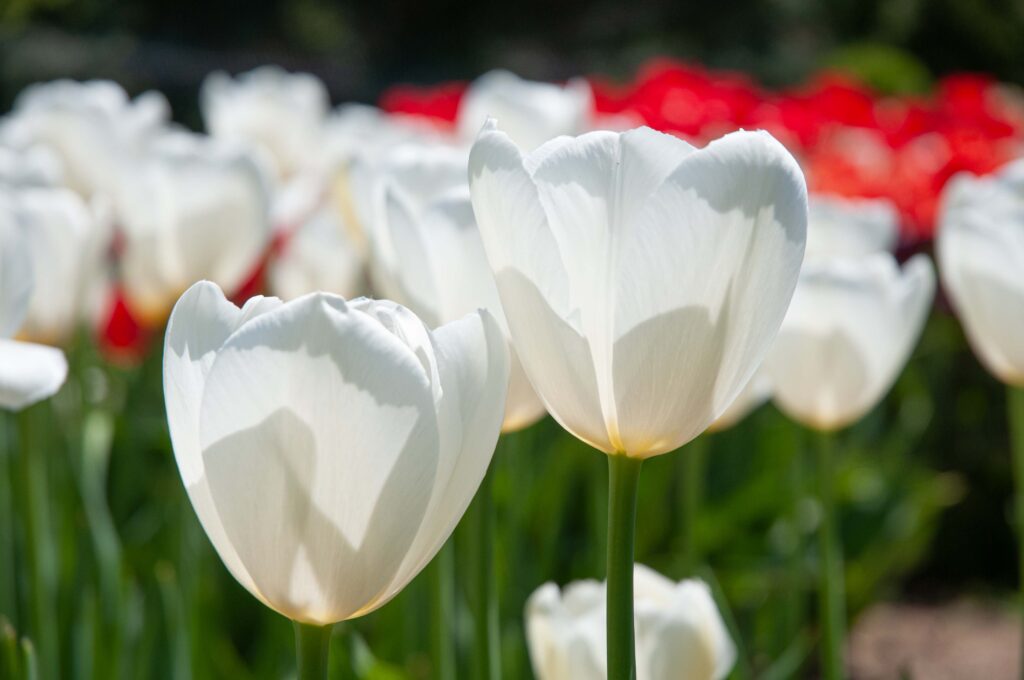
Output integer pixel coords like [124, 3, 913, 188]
[2, 0, 1024, 678]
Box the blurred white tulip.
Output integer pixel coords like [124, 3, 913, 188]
[0, 219, 67, 410]
[347, 141, 469, 295]
[708, 369, 772, 432]
[268, 201, 364, 301]
[0, 80, 169, 197]
[768, 254, 935, 431]
[374, 185, 545, 432]
[0, 186, 111, 344]
[938, 159, 1024, 386]
[201, 66, 329, 181]
[806, 195, 899, 261]
[163, 281, 508, 624]
[526, 564, 736, 680]
[114, 130, 273, 326]
[0, 144, 64, 187]
[458, 70, 592, 151]
[469, 121, 807, 458]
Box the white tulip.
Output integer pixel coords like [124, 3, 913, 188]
[0, 186, 111, 344]
[526, 564, 736, 680]
[806, 195, 899, 261]
[0, 219, 67, 410]
[268, 201, 364, 301]
[347, 141, 469, 297]
[375, 185, 546, 432]
[0, 80, 169, 197]
[469, 121, 807, 458]
[458, 70, 592, 151]
[708, 369, 772, 432]
[115, 130, 272, 326]
[767, 254, 935, 431]
[201, 66, 329, 180]
[163, 281, 508, 624]
[938, 159, 1024, 386]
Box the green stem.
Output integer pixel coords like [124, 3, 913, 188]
[680, 436, 707, 575]
[293, 621, 333, 680]
[472, 457, 501, 680]
[1008, 384, 1024, 676]
[0, 416, 16, 628]
[429, 542, 455, 680]
[814, 430, 845, 680]
[607, 454, 643, 680]
[17, 405, 59, 680]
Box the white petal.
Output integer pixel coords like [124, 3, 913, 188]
[470, 122, 610, 451]
[0, 338, 67, 410]
[608, 130, 806, 456]
[376, 309, 509, 606]
[197, 293, 441, 624]
[806, 195, 899, 261]
[708, 368, 772, 432]
[163, 281, 282, 592]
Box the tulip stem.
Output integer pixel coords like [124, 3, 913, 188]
[813, 430, 845, 680]
[1008, 385, 1024, 672]
[680, 435, 707, 575]
[430, 542, 456, 680]
[293, 621, 333, 680]
[472, 456, 501, 680]
[607, 454, 643, 680]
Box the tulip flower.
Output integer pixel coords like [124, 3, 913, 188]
[469, 120, 807, 678]
[805, 195, 899, 261]
[201, 66, 329, 181]
[0, 186, 111, 345]
[768, 254, 935, 431]
[765, 252, 934, 679]
[0, 220, 67, 410]
[0, 144, 64, 187]
[114, 130, 273, 326]
[526, 564, 736, 680]
[268, 201, 364, 301]
[458, 70, 592, 151]
[0, 79, 169, 197]
[937, 158, 1024, 650]
[938, 160, 1024, 387]
[163, 281, 509, 677]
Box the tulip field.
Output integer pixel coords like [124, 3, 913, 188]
[1, 50, 1023, 680]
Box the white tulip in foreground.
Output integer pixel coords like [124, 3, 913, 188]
[201, 66, 329, 181]
[376, 185, 546, 432]
[526, 565, 736, 680]
[0, 186, 111, 344]
[115, 131, 272, 326]
[163, 282, 508, 642]
[768, 253, 935, 431]
[469, 120, 807, 458]
[938, 159, 1024, 387]
[0, 220, 67, 410]
[458, 70, 592, 152]
[470, 119, 806, 678]
[0, 79, 169, 197]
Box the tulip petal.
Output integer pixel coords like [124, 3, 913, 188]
[0, 338, 67, 410]
[379, 309, 509, 605]
[470, 122, 611, 450]
[163, 281, 282, 592]
[197, 293, 441, 624]
[610, 130, 806, 455]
